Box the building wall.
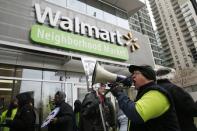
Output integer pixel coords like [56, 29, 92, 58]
[180, 0, 197, 64]
[149, 0, 196, 70]
[0, 1, 156, 128]
[0, 0, 154, 68]
[129, 5, 163, 66]
[149, 0, 197, 89]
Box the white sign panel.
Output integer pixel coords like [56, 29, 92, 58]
[41, 107, 60, 128]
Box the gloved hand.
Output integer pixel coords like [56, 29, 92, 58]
[108, 83, 122, 97]
[5, 118, 12, 126]
[50, 117, 58, 124]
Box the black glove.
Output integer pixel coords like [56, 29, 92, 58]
[108, 83, 122, 97]
[5, 118, 13, 126]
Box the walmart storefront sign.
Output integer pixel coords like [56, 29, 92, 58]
[31, 24, 129, 60]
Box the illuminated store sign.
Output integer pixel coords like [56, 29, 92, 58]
[31, 3, 131, 60]
[34, 3, 123, 45]
[31, 25, 128, 60]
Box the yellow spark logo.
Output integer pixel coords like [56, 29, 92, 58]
[123, 32, 140, 52]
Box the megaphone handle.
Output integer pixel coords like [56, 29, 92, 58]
[99, 103, 107, 131]
[96, 90, 107, 131]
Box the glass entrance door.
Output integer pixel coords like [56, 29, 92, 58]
[73, 83, 88, 104]
[0, 64, 75, 131]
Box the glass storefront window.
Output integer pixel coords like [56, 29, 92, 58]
[0, 65, 77, 131]
[67, 0, 86, 13]
[42, 82, 63, 119]
[42, 82, 73, 120]
[117, 17, 129, 29]
[102, 4, 116, 25]
[103, 12, 116, 25]
[46, 0, 67, 8]
[14, 80, 42, 109]
[77, 88, 88, 102]
[45, 0, 129, 29]
[0, 64, 15, 111]
[43, 70, 65, 81]
[0, 64, 15, 77]
[86, 0, 103, 20]
[116, 10, 129, 29]
[0, 79, 13, 110]
[65, 83, 73, 106]
[87, 5, 103, 20]
[16, 68, 42, 80]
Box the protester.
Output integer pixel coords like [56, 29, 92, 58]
[5, 92, 36, 131]
[74, 100, 82, 131]
[48, 91, 76, 131]
[80, 83, 115, 131]
[109, 65, 181, 131]
[0, 98, 18, 131]
[156, 67, 197, 131]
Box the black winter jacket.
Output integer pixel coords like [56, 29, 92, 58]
[116, 82, 180, 131]
[6, 92, 36, 131]
[158, 79, 197, 131]
[80, 91, 115, 131]
[48, 101, 75, 131]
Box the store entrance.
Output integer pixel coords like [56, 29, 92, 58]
[0, 64, 84, 131]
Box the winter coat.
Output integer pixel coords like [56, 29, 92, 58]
[158, 79, 197, 131]
[5, 92, 36, 131]
[48, 101, 75, 131]
[116, 82, 180, 131]
[0, 108, 17, 131]
[80, 91, 115, 131]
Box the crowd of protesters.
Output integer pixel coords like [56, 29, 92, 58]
[1, 64, 197, 131]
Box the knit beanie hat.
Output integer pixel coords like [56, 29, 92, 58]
[128, 65, 156, 81]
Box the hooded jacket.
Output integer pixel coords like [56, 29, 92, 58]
[6, 92, 36, 131]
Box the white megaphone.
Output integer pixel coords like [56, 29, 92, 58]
[92, 63, 132, 86]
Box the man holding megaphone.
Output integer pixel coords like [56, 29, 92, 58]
[108, 65, 181, 131]
[92, 63, 132, 88]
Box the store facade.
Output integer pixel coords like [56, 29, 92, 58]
[0, 0, 155, 129]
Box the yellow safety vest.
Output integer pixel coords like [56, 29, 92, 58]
[0, 108, 18, 131]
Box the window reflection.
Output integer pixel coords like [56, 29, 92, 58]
[86, 0, 103, 20]
[77, 88, 88, 102]
[102, 4, 116, 25]
[67, 0, 86, 13]
[45, 0, 129, 29]
[116, 10, 129, 29]
[0, 65, 76, 131]
[87, 5, 103, 20]
[14, 80, 42, 109]
[0, 64, 15, 77]
[43, 70, 65, 81]
[16, 68, 42, 80]
[42, 82, 63, 120]
[46, 0, 67, 8]
[0, 65, 15, 111]
[66, 83, 73, 106]
[117, 18, 129, 29]
[0, 79, 13, 111]
[104, 12, 116, 25]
